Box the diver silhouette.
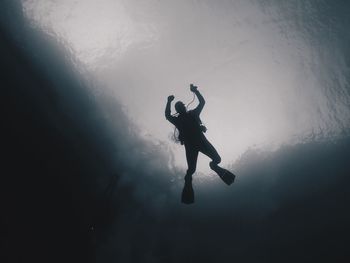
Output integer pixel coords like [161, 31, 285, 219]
[165, 84, 235, 204]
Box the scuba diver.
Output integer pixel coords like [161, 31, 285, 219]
[165, 84, 235, 204]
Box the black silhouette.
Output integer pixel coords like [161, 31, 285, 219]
[165, 84, 235, 204]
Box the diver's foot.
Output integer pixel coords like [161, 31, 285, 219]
[210, 162, 235, 185]
[181, 179, 194, 204]
[218, 170, 235, 185]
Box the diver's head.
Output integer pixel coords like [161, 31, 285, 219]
[175, 101, 186, 114]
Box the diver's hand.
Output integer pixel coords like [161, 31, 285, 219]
[167, 95, 175, 102]
[190, 84, 198, 92]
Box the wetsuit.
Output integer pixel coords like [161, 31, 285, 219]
[165, 92, 221, 177]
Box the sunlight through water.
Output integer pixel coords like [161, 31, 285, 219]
[22, 0, 350, 174]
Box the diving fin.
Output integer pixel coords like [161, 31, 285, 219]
[210, 163, 236, 185]
[181, 180, 194, 204]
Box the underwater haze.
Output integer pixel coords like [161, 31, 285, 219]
[1, 0, 350, 263]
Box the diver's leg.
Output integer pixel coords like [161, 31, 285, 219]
[185, 144, 199, 181]
[182, 145, 199, 204]
[199, 137, 221, 166]
[200, 137, 235, 185]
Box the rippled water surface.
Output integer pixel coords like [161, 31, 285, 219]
[22, 0, 350, 171]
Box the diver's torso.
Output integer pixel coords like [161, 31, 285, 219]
[176, 111, 204, 145]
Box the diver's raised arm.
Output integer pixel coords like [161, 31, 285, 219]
[190, 84, 205, 114]
[165, 95, 176, 124]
